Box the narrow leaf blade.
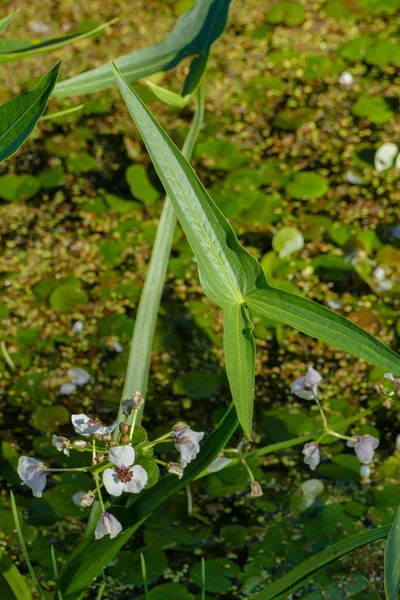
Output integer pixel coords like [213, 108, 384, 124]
[223, 303, 256, 438]
[253, 525, 391, 600]
[0, 11, 18, 35]
[247, 287, 400, 373]
[53, 0, 233, 97]
[0, 550, 32, 600]
[385, 506, 400, 599]
[0, 19, 116, 63]
[0, 62, 61, 161]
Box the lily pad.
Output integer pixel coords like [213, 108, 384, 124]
[272, 107, 315, 130]
[66, 153, 97, 173]
[285, 172, 329, 200]
[38, 166, 65, 188]
[265, 1, 305, 26]
[272, 227, 304, 258]
[0, 174, 41, 202]
[352, 96, 394, 125]
[190, 558, 240, 593]
[32, 405, 70, 433]
[125, 164, 160, 203]
[173, 371, 223, 399]
[50, 284, 89, 312]
[195, 139, 248, 170]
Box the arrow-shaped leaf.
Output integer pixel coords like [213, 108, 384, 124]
[0, 62, 61, 162]
[53, 0, 233, 98]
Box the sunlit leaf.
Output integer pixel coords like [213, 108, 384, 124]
[384, 506, 400, 599]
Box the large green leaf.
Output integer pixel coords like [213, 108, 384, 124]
[385, 506, 400, 599]
[247, 287, 400, 373]
[0, 62, 61, 162]
[253, 525, 391, 600]
[59, 405, 238, 600]
[0, 11, 18, 35]
[113, 63, 261, 307]
[52, 0, 233, 98]
[0, 551, 32, 600]
[222, 303, 256, 438]
[0, 19, 116, 63]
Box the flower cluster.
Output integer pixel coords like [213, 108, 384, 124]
[291, 367, 382, 474]
[17, 392, 204, 540]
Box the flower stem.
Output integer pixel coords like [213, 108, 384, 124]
[313, 394, 328, 430]
[138, 431, 172, 451]
[94, 474, 105, 513]
[47, 467, 89, 472]
[92, 436, 97, 465]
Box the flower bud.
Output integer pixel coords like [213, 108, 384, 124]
[97, 454, 105, 463]
[102, 434, 112, 442]
[119, 421, 129, 433]
[132, 391, 144, 409]
[250, 481, 263, 497]
[79, 491, 95, 507]
[172, 421, 187, 432]
[168, 462, 184, 479]
[374, 383, 384, 394]
[121, 435, 130, 444]
[109, 441, 117, 447]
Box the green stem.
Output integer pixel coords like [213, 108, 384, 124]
[114, 84, 205, 437]
[47, 467, 89, 472]
[94, 475, 105, 513]
[138, 431, 172, 451]
[314, 394, 328, 430]
[129, 409, 139, 441]
[195, 400, 385, 479]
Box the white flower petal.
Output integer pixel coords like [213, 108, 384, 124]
[95, 512, 122, 540]
[103, 468, 124, 497]
[18, 456, 47, 497]
[123, 465, 148, 494]
[68, 368, 90, 386]
[108, 445, 135, 468]
[59, 382, 77, 395]
[71, 414, 91, 435]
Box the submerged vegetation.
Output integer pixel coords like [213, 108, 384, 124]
[1, 0, 400, 598]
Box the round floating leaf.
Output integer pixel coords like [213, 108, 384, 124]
[272, 227, 304, 258]
[97, 313, 135, 338]
[265, 1, 305, 26]
[285, 172, 329, 200]
[50, 284, 89, 312]
[173, 371, 223, 399]
[104, 192, 141, 213]
[125, 164, 160, 203]
[375, 142, 399, 172]
[190, 558, 240, 593]
[66, 153, 97, 173]
[220, 524, 246, 548]
[352, 96, 394, 125]
[0, 174, 41, 201]
[38, 166, 65, 188]
[195, 139, 248, 170]
[98, 239, 124, 268]
[107, 548, 167, 585]
[32, 405, 70, 433]
[272, 107, 315, 131]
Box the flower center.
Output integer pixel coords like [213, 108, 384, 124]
[89, 417, 102, 425]
[116, 466, 133, 483]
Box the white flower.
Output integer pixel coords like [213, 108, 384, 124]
[343, 170, 364, 185]
[59, 382, 77, 395]
[30, 20, 51, 35]
[72, 321, 84, 334]
[95, 512, 122, 540]
[291, 366, 322, 400]
[68, 368, 90, 386]
[77, 491, 95, 507]
[172, 423, 204, 469]
[18, 457, 47, 498]
[396, 434, 400, 450]
[347, 434, 379, 464]
[250, 481, 263, 497]
[71, 414, 118, 437]
[302, 442, 320, 471]
[102, 446, 148, 497]
[339, 71, 353, 86]
[384, 373, 400, 387]
[52, 435, 70, 456]
[73, 440, 88, 448]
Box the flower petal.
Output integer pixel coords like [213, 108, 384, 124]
[103, 468, 124, 497]
[71, 414, 91, 435]
[108, 445, 135, 468]
[123, 465, 148, 494]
